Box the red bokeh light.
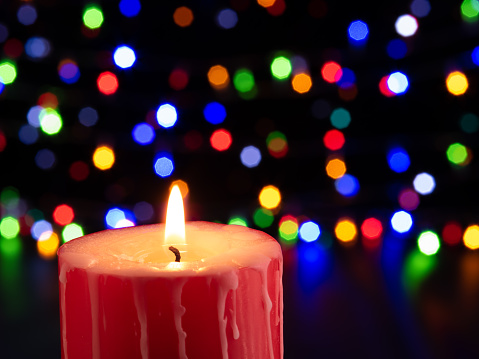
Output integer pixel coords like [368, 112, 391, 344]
[53, 204, 75, 226]
[361, 217, 383, 240]
[398, 188, 420, 211]
[379, 75, 395, 97]
[184, 130, 203, 150]
[210, 129, 232, 151]
[69, 161, 90, 181]
[267, 0, 286, 16]
[442, 221, 462, 246]
[0, 131, 6, 152]
[3, 38, 23, 58]
[321, 61, 342, 83]
[97, 71, 119, 95]
[323, 129, 345, 150]
[38, 92, 59, 109]
[169, 68, 189, 90]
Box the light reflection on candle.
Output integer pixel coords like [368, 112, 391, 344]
[165, 184, 186, 245]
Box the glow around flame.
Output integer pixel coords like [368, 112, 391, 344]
[165, 184, 186, 244]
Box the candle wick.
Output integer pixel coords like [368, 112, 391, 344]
[169, 246, 181, 262]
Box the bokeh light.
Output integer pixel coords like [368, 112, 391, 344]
[113, 45, 136, 69]
[418, 231, 440, 255]
[169, 68, 189, 90]
[83, 6, 104, 29]
[228, 216, 248, 226]
[323, 129, 345, 151]
[460, 113, 479, 133]
[334, 174, 359, 197]
[207, 65, 229, 89]
[37, 232, 59, 260]
[387, 72, 409, 94]
[387, 39, 407, 59]
[105, 208, 135, 229]
[25, 37, 51, 59]
[330, 108, 351, 129]
[335, 219, 357, 243]
[321, 61, 342, 83]
[203, 102, 226, 124]
[62, 223, 84, 242]
[240, 146, 262, 168]
[58, 59, 80, 84]
[18, 125, 39, 145]
[253, 208, 274, 228]
[35, 149, 56, 170]
[78, 107, 99, 127]
[337, 68, 356, 89]
[31, 220, 53, 240]
[217, 9, 238, 29]
[173, 6, 194, 27]
[391, 210, 413, 233]
[379, 75, 395, 97]
[4, 38, 24, 59]
[27, 105, 43, 127]
[0, 61, 17, 85]
[69, 161, 89, 181]
[398, 188, 420, 211]
[93, 146, 115, 170]
[446, 71, 468, 95]
[233, 68, 255, 93]
[461, 0, 479, 21]
[156, 103, 178, 128]
[259, 185, 281, 209]
[266, 131, 288, 158]
[154, 155, 174, 177]
[53, 204, 74, 226]
[132, 123, 155, 145]
[134, 202, 154, 222]
[271, 56, 292, 80]
[464, 225, 479, 249]
[210, 129, 232, 151]
[0, 217, 20, 239]
[442, 221, 462, 246]
[299, 221, 320, 242]
[97, 71, 119, 95]
[292, 73, 312, 93]
[361, 218, 383, 240]
[326, 158, 346, 179]
[257, 0, 276, 8]
[38, 92, 58, 109]
[447, 143, 468, 165]
[395, 14, 419, 37]
[170, 180, 189, 198]
[348, 20, 369, 41]
[387, 148, 410, 173]
[39, 108, 63, 135]
[410, 0, 431, 17]
[413, 172, 436, 195]
[119, 0, 141, 17]
[279, 215, 298, 242]
[17, 5, 37, 26]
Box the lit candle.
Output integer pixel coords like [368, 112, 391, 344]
[58, 185, 283, 359]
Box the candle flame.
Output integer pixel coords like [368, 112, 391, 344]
[165, 184, 186, 244]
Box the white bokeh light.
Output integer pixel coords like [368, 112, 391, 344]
[395, 14, 418, 37]
[391, 210, 413, 233]
[156, 104, 178, 128]
[413, 172, 436, 195]
[113, 45, 136, 69]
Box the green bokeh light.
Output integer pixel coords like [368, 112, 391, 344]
[1, 187, 19, 207]
[62, 223, 84, 242]
[233, 69, 255, 93]
[403, 249, 437, 293]
[460, 113, 479, 133]
[0, 61, 17, 85]
[330, 108, 351, 129]
[446, 143, 468, 165]
[0, 217, 20, 239]
[228, 216, 248, 227]
[279, 220, 298, 242]
[83, 6, 104, 29]
[0, 237, 22, 257]
[461, 0, 479, 20]
[40, 108, 63, 135]
[271, 56, 292, 80]
[253, 208, 274, 228]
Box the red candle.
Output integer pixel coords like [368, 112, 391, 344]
[58, 186, 283, 358]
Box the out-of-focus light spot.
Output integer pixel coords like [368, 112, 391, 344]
[447, 143, 469, 165]
[169, 68, 189, 90]
[253, 208, 274, 228]
[326, 158, 346, 179]
[229, 216, 248, 226]
[53, 204, 74, 226]
[0, 236, 21, 257]
[132, 123, 155, 145]
[387, 148, 410, 173]
[257, 0, 276, 8]
[1, 187, 19, 207]
[266, 131, 288, 158]
[0, 217, 20, 239]
[299, 221, 320, 242]
[119, 0, 141, 17]
[0, 81, 4, 95]
[62, 223, 84, 243]
[442, 221, 462, 246]
[279, 215, 298, 242]
[154, 155, 174, 177]
[0, 61, 17, 85]
[133, 201, 154, 222]
[464, 225, 479, 249]
[38, 92, 58, 109]
[271, 56, 292, 80]
[183, 130, 203, 150]
[58, 59, 80, 84]
[156, 103, 177, 128]
[173, 6, 194, 27]
[387, 39, 407, 59]
[17, 5, 37, 26]
[292, 73, 312, 93]
[35, 149, 56, 170]
[25, 37, 51, 59]
[348, 20, 369, 41]
[259, 185, 281, 209]
[460, 113, 479, 133]
[18, 125, 38, 145]
[31, 220, 53, 240]
[335, 219, 357, 243]
[97, 71, 119, 95]
[208, 65, 230, 89]
[387, 72, 409, 94]
[93, 146, 115, 170]
[78, 107, 98, 127]
[361, 218, 383, 240]
[69, 161, 89, 181]
[337, 68, 355, 89]
[410, 0, 431, 17]
[461, 0, 479, 21]
[266, 0, 286, 16]
[0, 23, 8, 43]
[37, 232, 59, 259]
[105, 208, 135, 229]
[472, 46, 479, 66]
[4, 38, 23, 58]
[210, 129, 232, 151]
[113, 45, 136, 69]
[170, 180, 189, 198]
[83, 6, 104, 29]
[403, 249, 437, 293]
[418, 231, 440, 255]
[217, 9, 238, 29]
[446, 71, 468, 95]
[27, 105, 43, 127]
[321, 61, 342, 83]
[391, 210, 413, 233]
[379, 75, 395, 97]
[338, 84, 358, 101]
[330, 108, 351, 129]
[323, 129, 345, 151]
[0, 131, 5, 152]
[240, 146, 262, 168]
[335, 174, 359, 197]
[233, 68, 255, 93]
[413, 172, 435, 195]
[203, 102, 226, 124]
[395, 14, 418, 37]
[398, 188, 420, 211]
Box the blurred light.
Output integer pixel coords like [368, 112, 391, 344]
[379, 75, 395, 97]
[169, 68, 189, 90]
[4, 38, 23, 58]
[446, 71, 468, 95]
[83, 6, 104, 29]
[321, 61, 342, 83]
[105, 208, 135, 229]
[442, 221, 462, 246]
[210, 129, 232, 151]
[170, 180, 189, 198]
[387, 148, 410, 172]
[53, 205, 74, 226]
[335, 219, 357, 243]
[330, 108, 351, 129]
[69, 161, 89, 181]
[337, 68, 355, 89]
[391, 210, 413, 233]
[233, 69, 255, 93]
[398, 188, 420, 211]
[156, 103, 178, 128]
[133, 201, 154, 221]
[253, 208, 274, 228]
[447, 143, 468, 165]
[0, 61, 17, 85]
[37, 232, 59, 259]
[410, 0, 431, 17]
[323, 129, 345, 151]
[154, 155, 174, 177]
[0, 81, 4, 95]
[472, 46, 479, 66]
[460, 113, 479, 133]
[228, 216, 248, 226]
[217, 9, 238, 29]
[0, 23, 8, 43]
[387, 39, 407, 59]
[0, 237, 21, 257]
[207, 65, 230, 89]
[348, 20, 369, 41]
[119, 0, 141, 17]
[279, 215, 298, 242]
[27, 105, 43, 127]
[1, 187, 19, 207]
[203, 102, 226, 124]
[132, 123, 155, 145]
[97, 71, 119, 95]
[78, 107, 98, 127]
[464, 225, 479, 249]
[58, 59, 80, 84]
[395, 14, 418, 37]
[113, 45, 136, 69]
[292, 73, 312, 93]
[17, 5, 37, 26]
[461, 0, 479, 20]
[259, 185, 281, 209]
[173, 6, 194, 27]
[25, 37, 51, 59]
[266, 131, 288, 158]
[62, 223, 84, 242]
[326, 158, 346, 179]
[257, 0, 276, 8]
[271, 56, 292, 80]
[240, 146, 262, 168]
[18, 125, 38, 145]
[299, 221, 321, 242]
[266, 0, 286, 16]
[93, 146, 115, 170]
[418, 231, 440, 255]
[335, 174, 359, 197]
[35, 149, 56, 170]
[0, 217, 20, 239]
[31, 220, 53, 240]
[387, 72, 409, 94]
[403, 250, 437, 293]
[413, 172, 435, 195]
[38, 92, 58, 109]
[183, 130, 203, 150]
[361, 218, 383, 239]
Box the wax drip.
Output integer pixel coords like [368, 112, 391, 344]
[169, 246, 181, 262]
[87, 272, 101, 359]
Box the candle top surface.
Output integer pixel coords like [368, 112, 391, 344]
[58, 221, 281, 277]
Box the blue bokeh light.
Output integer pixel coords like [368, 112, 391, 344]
[59, 62, 80, 84]
[132, 123, 155, 145]
[348, 20, 369, 41]
[387, 148, 410, 173]
[387, 39, 408, 59]
[35, 149, 56, 170]
[119, 0, 141, 17]
[335, 174, 360, 197]
[337, 68, 356, 89]
[203, 102, 226, 125]
[299, 221, 321, 242]
[78, 107, 99, 127]
[391, 210, 413, 233]
[17, 5, 37, 26]
[156, 103, 178, 128]
[240, 146, 261, 168]
[25, 37, 51, 59]
[18, 125, 39, 145]
[472, 46, 479, 66]
[27, 105, 43, 127]
[105, 208, 136, 229]
[154, 155, 174, 177]
[31, 220, 53, 240]
[217, 9, 238, 29]
[410, 0, 431, 17]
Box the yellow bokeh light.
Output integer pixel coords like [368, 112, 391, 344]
[326, 158, 346, 179]
[257, 0, 276, 8]
[207, 65, 230, 90]
[464, 225, 479, 249]
[37, 232, 60, 260]
[259, 185, 281, 209]
[93, 146, 115, 170]
[292, 73, 312, 94]
[170, 180, 189, 198]
[446, 71, 468, 96]
[335, 219, 357, 243]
